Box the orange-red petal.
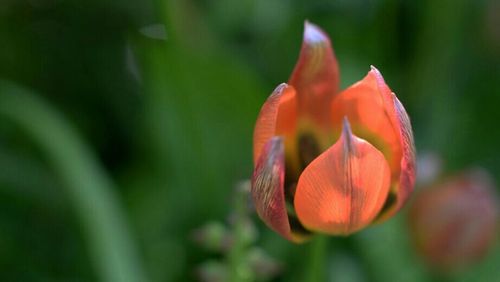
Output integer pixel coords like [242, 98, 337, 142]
[253, 83, 297, 164]
[288, 21, 340, 128]
[383, 93, 416, 218]
[251, 137, 293, 241]
[331, 67, 401, 172]
[294, 118, 391, 235]
[330, 67, 416, 220]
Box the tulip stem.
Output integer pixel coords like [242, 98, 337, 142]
[306, 234, 329, 282]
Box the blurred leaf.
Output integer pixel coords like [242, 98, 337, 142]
[0, 80, 147, 282]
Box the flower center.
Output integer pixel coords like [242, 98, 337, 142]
[298, 133, 322, 169]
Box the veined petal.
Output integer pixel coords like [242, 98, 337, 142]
[294, 118, 391, 235]
[368, 66, 416, 220]
[289, 21, 340, 128]
[253, 83, 297, 164]
[378, 93, 416, 220]
[331, 67, 400, 171]
[330, 67, 416, 220]
[251, 137, 294, 241]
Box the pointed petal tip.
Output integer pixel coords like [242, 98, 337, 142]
[341, 116, 355, 152]
[270, 83, 291, 99]
[274, 83, 289, 92]
[369, 65, 379, 73]
[303, 21, 329, 45]
[341, 116, 352, 136]
[368, 65, 388, 86]
[289, 21, 339, 120]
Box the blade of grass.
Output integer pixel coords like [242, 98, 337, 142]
[0, 80, 147, 282]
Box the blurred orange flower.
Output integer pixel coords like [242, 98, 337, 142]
[409, 169, 499, 270]
[251, 22, 416, 242]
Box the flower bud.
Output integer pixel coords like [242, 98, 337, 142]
[408, 169, 499, 270]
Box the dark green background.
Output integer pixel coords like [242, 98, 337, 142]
[0, 0, 499, 281]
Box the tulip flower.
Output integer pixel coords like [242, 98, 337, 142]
[251, 22, 416, 242]
[408, 169, 499, 270]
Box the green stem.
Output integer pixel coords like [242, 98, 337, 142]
[306, 234, 329, 282]
[0, 80, 147, 282]
[227, 182, 253, 282]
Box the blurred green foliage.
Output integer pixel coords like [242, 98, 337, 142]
[0, 0, 499, 281]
